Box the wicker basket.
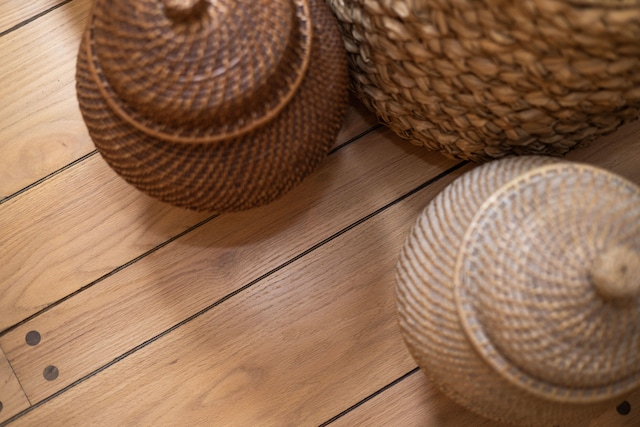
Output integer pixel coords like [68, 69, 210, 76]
[326, 0, 640, 161]
[76, 0, 349, 212]
[395, 156, 640, 426]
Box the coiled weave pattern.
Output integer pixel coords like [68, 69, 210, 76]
[77, 0, 349, 212]
[395, 156, 640, 426]
[327, 0, 640, 161]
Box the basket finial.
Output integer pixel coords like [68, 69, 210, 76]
[163, 0, 208, 20]
[591, 246, 640, 301]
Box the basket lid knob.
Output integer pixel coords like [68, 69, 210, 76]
[455, 162, 640, 403]
[163, 0, 208, 20]
[592, 246, 640, 300]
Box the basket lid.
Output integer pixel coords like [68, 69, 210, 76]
[85, 0, 312, 144]
[454, 162, 640, 403]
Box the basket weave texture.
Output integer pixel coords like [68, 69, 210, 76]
[77, 0, 349, 212]
[395, 156, 640, 426]
[327, 0, 640, 161]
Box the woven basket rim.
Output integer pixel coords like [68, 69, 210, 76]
[565, 0, 640, 7]
[453, 162, 640, 403]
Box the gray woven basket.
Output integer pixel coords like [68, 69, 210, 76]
[327, 0, 640, 161]
[395, 156, 640, 426]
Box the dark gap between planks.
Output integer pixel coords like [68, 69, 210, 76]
[0, 124, 378, 336]
[0, 162, 467, 426]
[318, 367, 420, 426]
[0, 0, 74, 38]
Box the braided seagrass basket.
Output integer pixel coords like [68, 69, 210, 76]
[395, 156, 640, 426]
[77, 0, 349, 212]
[327, 0, 640, 161]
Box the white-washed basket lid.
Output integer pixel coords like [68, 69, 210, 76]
[455, 162, 640, 403]
[396, 156, 640, 426]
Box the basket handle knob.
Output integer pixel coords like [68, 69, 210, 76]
[163, 0, 208, 20]
[591, 246, 640, 302]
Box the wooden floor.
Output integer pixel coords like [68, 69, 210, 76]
[1, 1, 639, 425]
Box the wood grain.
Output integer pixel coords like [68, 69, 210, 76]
[329, 370, 639, 427]
[0, 155, 211, 332]
[0, 96, 376, 333]
[8, 164, 468, 426]
[334, 94, 380, 147]
[564, 120, 640, 180]
[0, 0, 63, 34]
[324, 124, 640, 427]
[0, 0, 91, 199]
[330, 371, 508, 427]
[3, 2, 640, 425]
[0, 346, 29, 424]
[591, 389, 640, 427]
[0, 128, 459, 403]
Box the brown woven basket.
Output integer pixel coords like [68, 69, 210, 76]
[395, 156, 640, 426]
[326, 0, 640, 161]
[76, 0, 349, 212]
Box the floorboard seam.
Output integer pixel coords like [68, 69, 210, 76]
[329, 124, 381, 155]
[0, 161, 466, 425]
[1, 124, 379, 206]
[0, 0, 74, 38]
[0, 213, 218, 338]
[318, 367, 420, 426]
[0, 150, 97, 206]
[0, 344, 32, 410]
[0, 129, 377, 335]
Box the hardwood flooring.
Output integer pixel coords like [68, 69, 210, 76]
[1, 1, 639, 425]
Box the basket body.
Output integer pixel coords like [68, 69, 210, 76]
[327, 0, 640, 161]
[77, 0, 349, 212]
[395, 156, 640, 426]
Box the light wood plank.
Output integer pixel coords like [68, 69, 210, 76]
[3, 121, 637, 424]
[0, 94, 376, 333]
[565, 120, 640, 179]
[8, 162, 468, 426]
[330, 370, 639, 427]
[330, 372, 508, 427]
[0, 0, 65, 34]
[325, 122, 640, 427]
[0, 346, 30, 424]
[0, 0, 91, 199]
[591, 389, 640, 426]
[338, 94, 379, 144]
[0, 128, 459, 403]
[0, 156, 211, 331]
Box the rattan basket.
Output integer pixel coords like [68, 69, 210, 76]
[395, 156, 640, 426]
[76, 0, 349, 212]
[327, 0, 640, 161]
